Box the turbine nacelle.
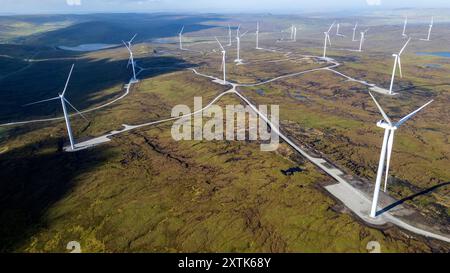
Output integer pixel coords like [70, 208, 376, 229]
[376, 120, 397, 130]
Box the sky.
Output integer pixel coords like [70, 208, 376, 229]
[2, 0, 450, 14]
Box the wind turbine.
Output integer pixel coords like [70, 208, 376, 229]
[123, 34, 138, 83]
[352, 22, 358, 41]
[179, 26, 185, 50]
[234, 25, 248, 64]
[215, 37, 227, 84]
[325, 21, 335, 46]
[293, 26, 298, 42]
[402, 16, 408, 38]
[323, 32, 330, 59]
[227, 24, 232, 46]
[336, 23, 345, 37]
[368, 92, 433, 218]
[256, 22, 261, 49]
[291, 24, 294, 40]
[23, 64, 88, 151]
[420, 17, 434, 41]
[388, 38, 411, 95]
[358, 31, 365, 52]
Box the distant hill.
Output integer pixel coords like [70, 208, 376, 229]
[9, 14, 224, 46]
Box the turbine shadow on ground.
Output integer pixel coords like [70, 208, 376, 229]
[0, 137, 114, 252]
[378, 182, 450, 216]
[0, 55, 196, 126]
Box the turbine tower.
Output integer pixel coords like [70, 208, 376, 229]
[352, 22, 358, 41]
[215, 37, 227, 84]
[178, 26, 185, 50]
[256, 22, 261, 49]
[23, 64, 88, 151]
[358, 31, 365, 52]
[336, 23, 345, 37]
[234, 25, 248, 64]
[421, 17, 434, 41]
[228, 24, 232, 46]
[402, 16, 408, 37]
[323, 32, 330, 59]
[291, 24, 294, 40]
[293, 26, 297, 42]
[388, 38, 411, 95]
[123, 34, 138, 83]
[368, 92, 433, 218]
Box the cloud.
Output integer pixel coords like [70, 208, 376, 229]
[366, 0, 381, 5]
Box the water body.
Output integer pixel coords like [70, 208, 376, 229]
[416, 52, 450, 58]
[425, 64, 442, 69]
[151, 38, 176, 44]
[255, 89, 265, 96]
[59, 44, 119, 52]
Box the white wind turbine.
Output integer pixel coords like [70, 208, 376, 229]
[388, 38, 411, 95]
[323, 31, 330, 59]
[23, 64, 88, 151]
[291, 24, 294, 40]
[293, 26, 298, 42]
[256, 22, 261, 49]
[326, 21, 335, 46]
[228, 24, 232, 46]
[234, 25, 248, 64]
[402, 16, 408, 38]
[358, 31, 365, 52]
[420, 17, 434, 41]
[215, 37, 227, 84]
[352, 22, 358, 41]
[178, 26, 185, 50]
[368, 92, 433, 218]
[336, 23, 345, 37]
[123, 34, 138, 83]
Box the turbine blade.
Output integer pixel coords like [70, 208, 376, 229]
[399, 37, 411, 55]
[398, 57, 403, 78]
[395, 100, 433, 127]
[327, 21, 335, 33]
[215, 37, 225, 51]
[122, 41, 130, 50]
[384, 130, 395, 192]
[369, 92, 392, 125]
[64, 98, 89, 122]
[129, 33, 137, 44]
[61, 64, 75, 97]
[241, 30, 249, 37]
[23, 96, 59, 107]
[327, 34, 331, 46]
[179, 26, 184, 35]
